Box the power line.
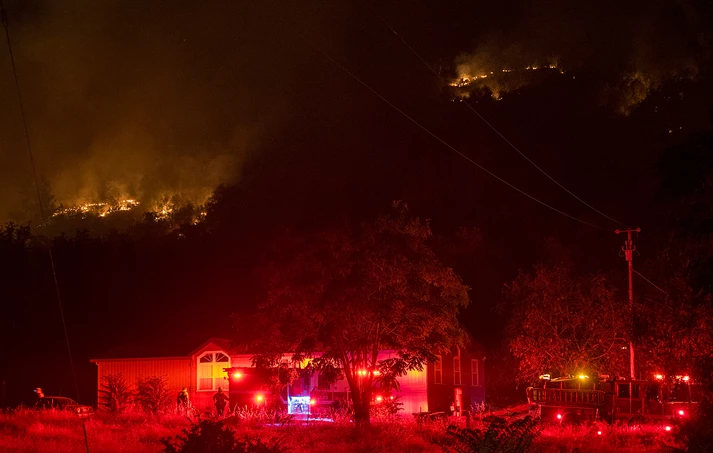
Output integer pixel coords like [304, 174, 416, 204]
[291, 28, 608, 231]
[633, 270, 669, 296]
[364, 4, 627, 228]
[1, 6, 87, 444]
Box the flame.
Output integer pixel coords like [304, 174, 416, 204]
[449, 63, 563, 92]
[52, 199, 141, 218]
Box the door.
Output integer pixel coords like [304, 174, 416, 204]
[454, 388, 463, 415]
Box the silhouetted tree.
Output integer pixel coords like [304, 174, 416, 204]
[504, 264, 628, 382]
[241, 202, 470, 426]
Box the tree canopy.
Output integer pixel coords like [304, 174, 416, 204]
[239, 202, 470, 425]
[504, 264, 628, 382]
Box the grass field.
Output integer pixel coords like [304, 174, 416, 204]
[0, 407, 686, 453]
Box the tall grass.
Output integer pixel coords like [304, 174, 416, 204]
[0, 407, 684, 453]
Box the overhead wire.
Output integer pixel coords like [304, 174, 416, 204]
[364, 4, 627, 228]
[290, 28, 608, 231]
[633, 270, 669, 296]
[1, 5, 90, 450]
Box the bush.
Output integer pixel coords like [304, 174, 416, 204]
[444, 415, 541, 453]
[371, 395, 404, 420]
[135, 375, 171, 414]
[99, 373, 134, 413]
[162, 419, 288, 453]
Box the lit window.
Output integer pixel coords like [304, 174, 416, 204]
[434, 355, 443, 384]
[454, 357, 461, 385]
[197, 352, 230, 391]
[471, 359, 480, 386]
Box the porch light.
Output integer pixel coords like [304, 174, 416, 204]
[233, 372, 242, 379]
[654, 374, 663, 380]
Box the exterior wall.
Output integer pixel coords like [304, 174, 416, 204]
[95, 358, 191, 409]
[427, 351, 485, 414]
[395, 367, 428, 414]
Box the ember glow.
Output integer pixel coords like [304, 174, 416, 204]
[449, 63, 564, 88]
[52, 199, 140, 218]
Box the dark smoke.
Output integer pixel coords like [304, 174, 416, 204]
[453, 0, 711, 113]
[0, 1, 337, 221]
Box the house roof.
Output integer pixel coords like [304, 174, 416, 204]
[92, 336, 237, 361]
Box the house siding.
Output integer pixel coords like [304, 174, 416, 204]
[95, 358, 191, 409]
[427, 350, 485, 413]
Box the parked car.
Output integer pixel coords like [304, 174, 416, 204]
[36, 396, 94, 418]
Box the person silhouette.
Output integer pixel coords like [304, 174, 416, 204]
[177, 387, 189, 413]
[213, 387, 229, 416]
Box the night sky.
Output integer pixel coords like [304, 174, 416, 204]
[1, 0, 712, 406]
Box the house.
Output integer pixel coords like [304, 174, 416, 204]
[91, 338, 485, 415]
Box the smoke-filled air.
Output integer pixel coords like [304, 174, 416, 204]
[0, 1, 332, 224]
[450, 0, 708, 113]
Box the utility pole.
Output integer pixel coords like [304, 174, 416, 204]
[616, 228, 640, 379]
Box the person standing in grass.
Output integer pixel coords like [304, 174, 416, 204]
[177, 387, 189, 414]
[213, 387, 229, 416]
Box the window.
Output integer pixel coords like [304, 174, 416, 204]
[197, 352, 230, 391]
[453, 356, 461, 385]
[471, 359, 480, 386]
[434, 355, 443, 384]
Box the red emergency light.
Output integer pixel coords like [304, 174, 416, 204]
[233, 372, 243, 379]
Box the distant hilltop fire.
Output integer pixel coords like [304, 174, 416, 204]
[450, 64, 563, 88]
[449, 63, 565, 100]
[52, 199, 141, 218]
[51, 198, 207, 223]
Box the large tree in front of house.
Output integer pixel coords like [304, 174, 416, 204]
[240, 202, 470, 426]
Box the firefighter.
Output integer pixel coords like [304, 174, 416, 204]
[213, 387, 229, 416]
[176, 387, 189, 414]
[33, 388, 45, 407]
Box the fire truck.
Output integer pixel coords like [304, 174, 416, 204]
[528, 374, 700, 425]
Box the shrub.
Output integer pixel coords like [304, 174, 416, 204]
[99, 373, 134, 413]
[444, 415, 541, 453]
[135, 375, 171, 414]
[371, 395, 404, 420]
[162, 419, 288, 453]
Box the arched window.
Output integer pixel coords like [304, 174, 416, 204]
[197, 352, 230, 391]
